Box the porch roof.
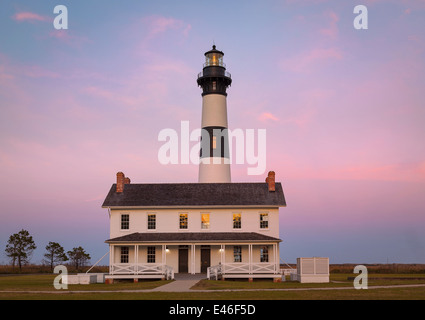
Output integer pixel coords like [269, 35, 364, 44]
[105, 232, 281, 243]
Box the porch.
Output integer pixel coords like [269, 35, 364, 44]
[105, 232, 282, 281]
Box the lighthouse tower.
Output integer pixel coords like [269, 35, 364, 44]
[197, 45, 232, 183]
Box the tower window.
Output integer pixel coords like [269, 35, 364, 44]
[212, 136, 217, 149]
[212, 81, 217, 90]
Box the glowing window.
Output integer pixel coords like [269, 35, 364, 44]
[233, 214, 241, 229]
[201, 214, 210, 229]
[180, 213, 188, 229]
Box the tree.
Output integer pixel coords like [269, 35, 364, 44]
[67, 246, 91, 271]
[5, 229, 37, 270]
[43, 241, 68, 271]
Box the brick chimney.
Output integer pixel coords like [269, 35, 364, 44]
[117, 172, 131, 192]
[265, 171, 275, 192]
[116, 172, 125, 193]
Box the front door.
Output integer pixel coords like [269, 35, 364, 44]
[178, 247, 188, 273]
[201, 247, 210, 273]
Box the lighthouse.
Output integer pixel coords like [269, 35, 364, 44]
[197, 45, 232, 183]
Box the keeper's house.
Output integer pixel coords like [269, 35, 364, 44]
[102, 171, 286, 282]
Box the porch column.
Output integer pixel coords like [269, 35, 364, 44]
[191, 244, 196, 274]
[109, 245, 113, 275]
[248, 244, 252, 274]
[221, 244, 225, 272]
[134, 245, 138, 274]
[162, 244, 167, 266]
[274, 243, 279, 273]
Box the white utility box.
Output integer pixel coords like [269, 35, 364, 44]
[297, 257, 329, 283]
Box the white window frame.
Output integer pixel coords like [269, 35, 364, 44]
[232, 213, 242, 230]
[147, 246, 156, 263]
[260, 246, 269, 262]
[179, 213, 188, 230]
[233, 246, 242, 262]
[147, 213, 156, 230]
[201, 213, 210, 230]
[120, 214, 130, 231]
[120, 246, 129, 264]
[259, 212, 269, 229]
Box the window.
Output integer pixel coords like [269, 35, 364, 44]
[147, 246, 156, 263]
[212, 136, 217, 149]
[260, 246, 269, 262]
[201, 214, 210, 229]
[260, 213, 269, 229]
[121, 214, 129, 230]
[233, 213, 241, 229]
[120, 246, 129, 263]
[212, 81, 217, 91]
[180, 213, 188, 229]
[148, 214, 156, 230]
[233, 246, 242, 262]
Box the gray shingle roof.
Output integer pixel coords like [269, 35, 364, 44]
[105, 232, 281, 243]
[101, 182, 286, 208]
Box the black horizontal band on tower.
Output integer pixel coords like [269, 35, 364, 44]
[197, 66, 232, 97]
[199, 126, 230, 159]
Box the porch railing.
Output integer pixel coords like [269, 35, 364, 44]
[223, 262, 278, 274]
[207, 264, 222, 280]
[110, 263, 174, 279]
[207, 263, 278, 279]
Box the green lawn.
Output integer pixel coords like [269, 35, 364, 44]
[192, 273, 425, 290]
[0, 274, 171, 291]
[0, 273, 424, 300]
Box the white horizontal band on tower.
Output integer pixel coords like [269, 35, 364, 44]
[201, 94, 228, 128]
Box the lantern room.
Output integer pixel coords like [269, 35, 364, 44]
[204, 45, 225, 68]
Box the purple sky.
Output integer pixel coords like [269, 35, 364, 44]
[1, 0, 424, 265]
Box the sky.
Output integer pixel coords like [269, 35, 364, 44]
[0, 0, 424, 265]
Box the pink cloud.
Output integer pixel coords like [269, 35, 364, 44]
[331, 162, 425, 183]
[280, 47, 343, 73]
[142, 15, 192, 39]
[259, 112, 279, 122]
[319, 11, 339, 40]
[12, 11, 51, 23]
[47, 30, 90, 48]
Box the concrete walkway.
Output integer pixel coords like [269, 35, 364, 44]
[152, 273, 206, 292]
